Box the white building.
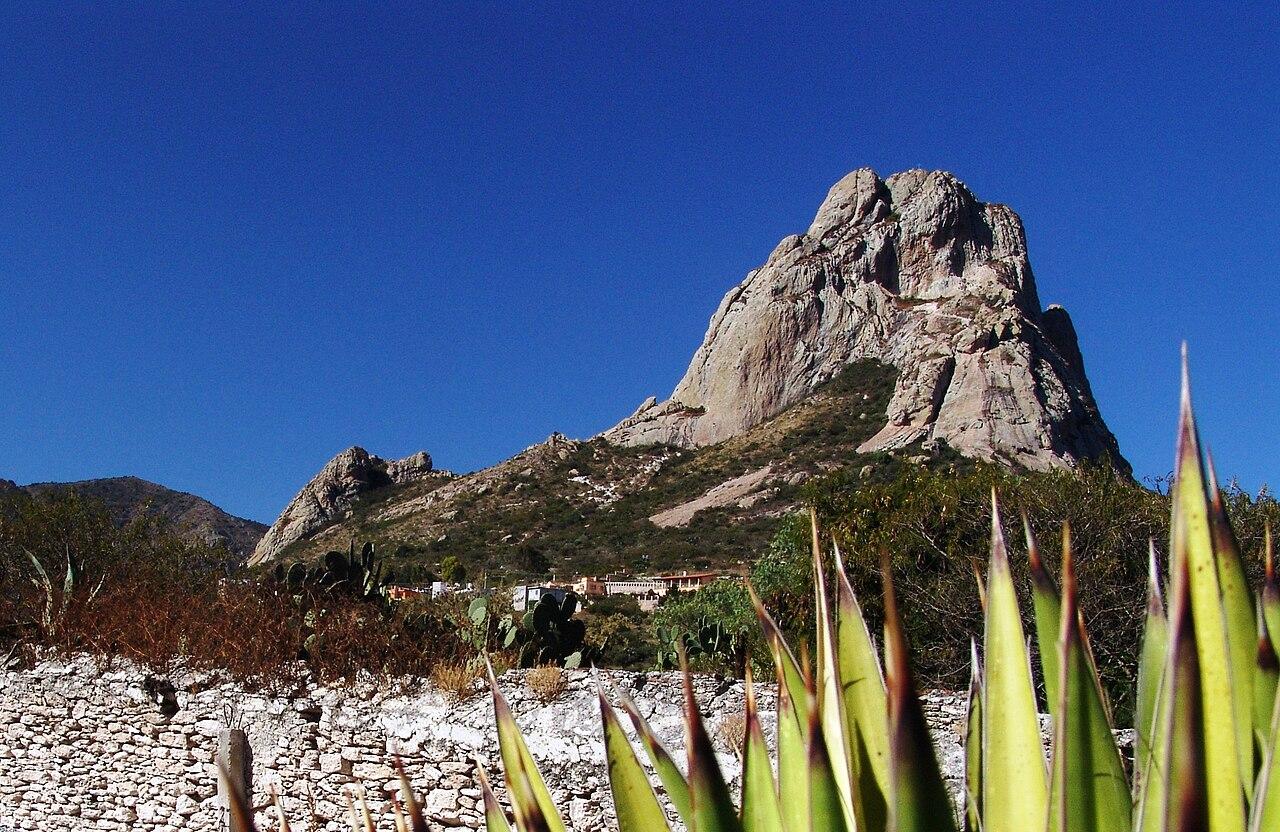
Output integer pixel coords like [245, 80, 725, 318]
[511, 585, 568, 612]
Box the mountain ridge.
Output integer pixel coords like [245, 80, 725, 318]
[5, 475, 267, 560]
[253, 359, 909, 576]
[250, 167, 1127, 570]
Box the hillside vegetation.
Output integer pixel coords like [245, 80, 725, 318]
[4, 414, 1276, 719]
[14, 476, 266, 560]
[271, 360, 907, 580]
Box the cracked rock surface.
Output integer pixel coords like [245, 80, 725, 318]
[604, 168, 1126, 474]
[249, 447, 436, 565]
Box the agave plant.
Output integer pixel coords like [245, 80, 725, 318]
[477, 359, 1280, 832]
[224, 358, 1280, 832]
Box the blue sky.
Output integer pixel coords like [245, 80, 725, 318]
[1, 2, 1277, 523]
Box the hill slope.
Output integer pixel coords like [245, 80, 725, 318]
[262, 361, 963, 579]
[11, 476, 266, 560]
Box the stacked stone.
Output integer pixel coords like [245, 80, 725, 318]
[0, 655, 978, 832]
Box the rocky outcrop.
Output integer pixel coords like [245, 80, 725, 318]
[604, 168, 1127, 473]
[249, 447, 433, 565]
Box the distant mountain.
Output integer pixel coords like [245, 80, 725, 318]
[11, 476, 267, 561]
[250, 167, 1127, 575]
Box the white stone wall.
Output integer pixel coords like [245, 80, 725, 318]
[0, 655, 969, 832]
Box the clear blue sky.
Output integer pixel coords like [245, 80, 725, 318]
[2, 2, 1277, 523]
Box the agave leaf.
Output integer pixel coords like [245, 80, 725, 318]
[810, 514, 859, 830]
[488, 664, 567, 832]
[1251, 682, 1280, 832]
[751, 576, 815, 832]
[61, 545, 76, 599]
[740, 665, 784, 832]
[1255, 603, 1279, 752]
[680, 652, 743, 832]
[882, 554, 958, 832]
[805, 685, 852, 832]
[506, 747, 557, 832]
[345, 788, 376, 832]
[359, 790, 377, 832]
[1134, 541, 1170, 831]
[775, 669, 811, 832]
[963, 640, 983, 832]
[345, 790, 363, 832]
[1208, 456, 1258, 795]
[972, 559, 987, 614]
[1025, 516, 1063, 718]
[392, 796, 411, 832]
[617, 692, 692, 822]
[981, 493, 1049, 832]
[396, 758, 430, 832]
[1173, 364, 1248, 831]
[748, 582, 809, 729]
[1264, 524, 1280, 679]
[270, 786, 292, 832]
[1046, 538, 1130, 832]
[1162, 533, 1211, 832]
[478, 767, 515, 832]
[599, 688, 672, 832]
[833, 539, 891, 800]
[218, 761, 259, 832]
[23, 548, 52, 593]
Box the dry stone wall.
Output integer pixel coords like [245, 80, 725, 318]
[0, 655, 969, 831]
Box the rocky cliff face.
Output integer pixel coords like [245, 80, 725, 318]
[604, 168, 1126, 473]
[248, 448, 437, 565]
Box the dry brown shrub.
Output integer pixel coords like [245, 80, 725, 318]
[431, 662, 481, 702]
[61, 580, 303, 685]
[45, 577, 467, 689]
[0, 491, 475, 686]
[715, 711, 747, 756]
[525, 665, 566, 703]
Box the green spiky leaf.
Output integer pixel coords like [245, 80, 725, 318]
[617, 693, 692, 823]
[489, 665, 567, 832]
[963, 641, 983, 832]
[1025, 517, 1062, 717]
[1046, 538, 1130, 832]
[599, 689, 671, 832]
[833, 539, 891, 832]
[981, 494, 1049, 832]
[740, 666, 784, 832]
[680, 654, 743, 832]
[1173, 367, 1248, 832]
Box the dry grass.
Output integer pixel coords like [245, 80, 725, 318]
[13, 578, 471, 689]
[431, 662, 482, 702]
[0, 490, 480, 687]
[525, 665, 567, 703]
[715, 712, 747, 756]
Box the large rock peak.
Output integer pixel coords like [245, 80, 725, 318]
[604, 167, 1126, 473]
[249, 447, 433, 565]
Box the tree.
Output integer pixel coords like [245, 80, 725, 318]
[439, 555, 467, 584]
[517, 544, 550, 578]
